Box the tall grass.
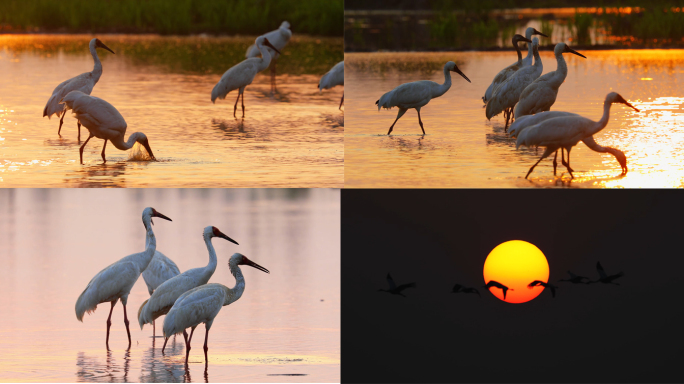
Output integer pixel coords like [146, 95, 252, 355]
[0, 0, 343, 36]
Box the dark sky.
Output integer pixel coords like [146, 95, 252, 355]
[342, 190, 683, 383]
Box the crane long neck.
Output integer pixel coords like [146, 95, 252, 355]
[257, 43, 273, 72]
[548, 51, 569, 87]
[432, 65, 452, 99]
[90, 44, 103, 82]
[514, 40, 523, 65]
[582, 135, 621, 157]
[533, 46, 542, 68]
[202, 233, 218, 281]
[223, 261, 246, 306]
[111, 132, 141, 151]
[138, 216, 157, 272]
[593, 100, 614, 135]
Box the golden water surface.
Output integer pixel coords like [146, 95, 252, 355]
[0, 35, 344, 187]
[345, 50, 684, 188]
[0, 189, 340, 382]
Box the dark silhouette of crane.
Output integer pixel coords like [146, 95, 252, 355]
[559, 271, 591, 284]
[483, 280, 513, 300]
[451, 284, 480, 297]
[378, 273, 416, 297]
[588, 262, 624, 285]
[528, 280, 558, 298]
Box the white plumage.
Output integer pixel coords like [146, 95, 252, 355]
[318, 61, 344, 110]
[246, 21, 292, 93]
[138, 226, 238, 352]
[212, 36, 282, 118]
[43, 38, 115, 140]
[75, 207, 172, 349]
[514, 43, 586, 118]
[516, 92, 639, 179]
[482, 28, 546, 104]
[485, 37, 542, 130]
[376, 61, 471, 135]
[60, 90, 156, 164]
[163, 253, 269, 367]
[140, 250, 180, 336]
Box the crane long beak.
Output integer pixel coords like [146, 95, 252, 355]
[624, 101, 639, 112]
[216, 230, 239, 245]
[153, 211, 172, 222]
[240, 256, 270, 274]
[535, 30, 549, 38]
[452, 67, 471, 83]
[141, 139, 156, 161]
[263, 38, 281, 55]
[564, 46, 586, 59]
[97, 41, 116, 55]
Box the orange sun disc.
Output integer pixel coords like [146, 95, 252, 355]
[483, 240, 549, 303]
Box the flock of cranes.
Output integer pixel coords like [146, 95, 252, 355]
[75, 207, 269, 369]
[380, 262, 624, 300]
[43, 21, 344, 164]
[375, 27, 639, 179]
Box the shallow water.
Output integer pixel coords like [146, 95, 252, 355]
[0, 35, 344, 187]
[344, 50, 684, 188]
[0, 188, 340, 382]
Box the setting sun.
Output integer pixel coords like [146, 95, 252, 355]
[483, 240, 549, 303]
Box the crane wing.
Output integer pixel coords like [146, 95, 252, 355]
[163, 283, 226, 336]
[596, 262, 608, 279]
[386, 273, 396, 290]
[142, 251, 181, 294]
[72, 96, 126, 135]
[387, 81, 433, 108]
[516, 116, 591, 148]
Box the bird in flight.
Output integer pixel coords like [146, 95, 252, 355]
[483, 280, 513, 300]
[528, 280, 559, 298]
[588, 262, 624, 285]
[378, 273, 416, 297]
[451, 284, 480, 297]
[559, 271, 591, 284]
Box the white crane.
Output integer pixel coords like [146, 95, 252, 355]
[482, 33, 536, 104]
[163, 253, 269, 367]
[514, 43, 586, 118]
[483, 280, 513, 300]
[451, 284, 480, 297]
[559, 271, 591, 284]
[43, 38, 115, 141]
[60, 90, 156, 164]
[138, 226, 239, 353]
[141, 251, 180, 337]
[515, 92, 638, 179]
[75, 207, 172, 349]
[485, 37, 542, 130]
[246, 21, 292, 94]
[588, 262, 624, 285]
[212, 36, 281, 118]
[378, 273, 416, 297]
[318, 61, 344, 110]
[376, 61, 470, 135]
[528, 280, 559, 298]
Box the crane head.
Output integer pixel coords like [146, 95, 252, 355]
[211, 226, 239, 245]
[559, 43, 586, 59]
[136, 135, 156, 161]
[142, 207, 171, 229]
[236, 254, 270, 274]
[611, 93, 640, 113]
[532, 28, 548, 38]
[512, 34, 532, 46]
[95, 39, 115, 55]
[446, 61, 471, 83]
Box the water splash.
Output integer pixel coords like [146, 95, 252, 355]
[127, 142, 153, 161]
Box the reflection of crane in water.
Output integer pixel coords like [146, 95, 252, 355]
[483, 280, 513, 300]
[589, 262, 624, 285]
[378, 274, 416, 297]
[528, 280, 558, 298]
[451, 284, 480, 297]
[559, 271, 591, 284]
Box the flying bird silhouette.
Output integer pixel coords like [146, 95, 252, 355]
[528, 280, 558, 298]
[452, 284, 480, 297]
[559, 271, 591, 284]
[589, 262, 624, 285]
[378, 274, 416, 297]
[483, 280, 513, 300]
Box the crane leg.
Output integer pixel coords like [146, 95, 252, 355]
[123, 303, 131, 349]
[387, 108, 407, 135]
[79, 134, 93, 165]
[105, 301, 116, 350]
[188, 326, 196, 344]
[504, 110, 511, 132]
[203, 328, 209, 368]
[58, 112, 65, 136]
[416, 108, 425, 135]
[77, 121, 81, 142]
[101, 139, 108, 163]
[233, 93, 240, 118]
[153, 319, 155, 337]
[271, 60, 277, 94]
[339, 94, 344, 110]
[552, 151, 558, 175]
[241, 92, 245, 118]
[564, 148, 574, 179]
[162, 336, 168, 353]
[525, 147, 554, 179]
[183, 329, 192, 365]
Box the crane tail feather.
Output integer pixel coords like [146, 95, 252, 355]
[138, 299, 150, 330]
